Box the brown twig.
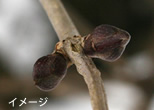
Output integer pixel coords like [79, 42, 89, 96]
[40, 0, 79, 41]
[40, 0, 109, 110]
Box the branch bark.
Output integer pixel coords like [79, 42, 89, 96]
[40, 0, 79, 40]
[40, 0, 109, 110]
[63, 37, 108, 110]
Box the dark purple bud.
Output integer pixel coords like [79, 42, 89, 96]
[83, 24, 131, 62]
[33, 53, 67, 91]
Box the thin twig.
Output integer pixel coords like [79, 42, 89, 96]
[63, 37, 108, 110]
[40, 0, 109, 110]
[40, 0, 79, 40]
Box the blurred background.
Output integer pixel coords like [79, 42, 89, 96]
[0, 0, 154, 110]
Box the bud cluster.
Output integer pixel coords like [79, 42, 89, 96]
[33, 24, 131, 91]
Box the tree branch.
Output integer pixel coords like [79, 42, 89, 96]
[63, 37, 108, 110]
[40, 0, 79, 40]
[40, 0, 109, 110]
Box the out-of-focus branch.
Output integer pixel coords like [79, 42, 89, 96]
[40, 0, 108, 110]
